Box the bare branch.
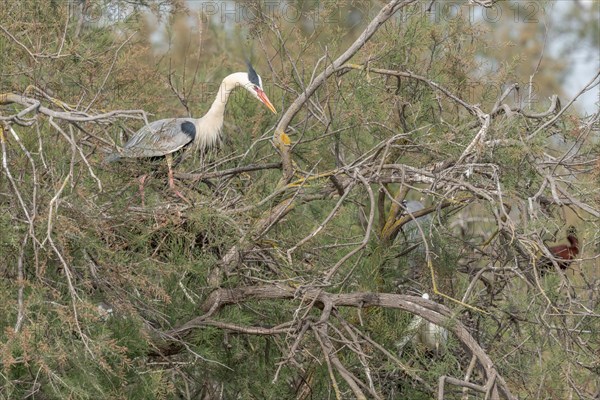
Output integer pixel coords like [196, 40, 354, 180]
[274, 0, 419, 180]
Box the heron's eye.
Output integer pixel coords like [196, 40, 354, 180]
[253, 85, 259, 92]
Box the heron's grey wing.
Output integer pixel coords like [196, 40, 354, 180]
[120, 118, 195, 158]
[404, 201, 430, 239]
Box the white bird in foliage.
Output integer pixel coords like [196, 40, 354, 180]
[106, 62, 276, 200]
[397, 293, 448, 356]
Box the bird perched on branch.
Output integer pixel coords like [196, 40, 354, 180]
[106, 62, 276, 200]
[538, 225, 579, 272]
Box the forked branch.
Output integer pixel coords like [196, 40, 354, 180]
[153, 285, 516, 399]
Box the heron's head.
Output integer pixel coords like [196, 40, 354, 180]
[401, 200, 425, 214]
[241, 62, 277, 114]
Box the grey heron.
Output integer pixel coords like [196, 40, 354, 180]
[106, 62, 276, 200]
[401, 200, 431, 269]
[402, 200, 429, 236]
[396, 293, 448, 356]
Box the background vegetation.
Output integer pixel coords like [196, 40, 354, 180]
[1, 0, 598, 399]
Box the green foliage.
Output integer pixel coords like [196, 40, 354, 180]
[1, 0, 598, 399]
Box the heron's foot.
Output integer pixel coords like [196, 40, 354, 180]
[171, 187, 192, 205]
[168, 176, 191, 204]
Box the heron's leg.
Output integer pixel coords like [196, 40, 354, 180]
[166, 153, 176, 189]
[165, 153, 190, 203]
[138, 174, 148, 207]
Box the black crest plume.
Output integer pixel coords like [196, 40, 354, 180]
[247, 60, 260, 86]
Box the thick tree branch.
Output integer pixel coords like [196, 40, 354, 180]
[153, 285, 516, 399]
[1, 93, 147, 124]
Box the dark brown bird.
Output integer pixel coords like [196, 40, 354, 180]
[539, 226, 579, 272]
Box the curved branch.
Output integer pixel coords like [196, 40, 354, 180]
[1, 93, 147, 123]
[154, 285, 516, 399]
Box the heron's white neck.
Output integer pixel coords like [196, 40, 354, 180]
[195, 72, 247, 148]
[206, 72, 247, 117]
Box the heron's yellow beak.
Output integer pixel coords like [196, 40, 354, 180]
[257, 89, 277, 114]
